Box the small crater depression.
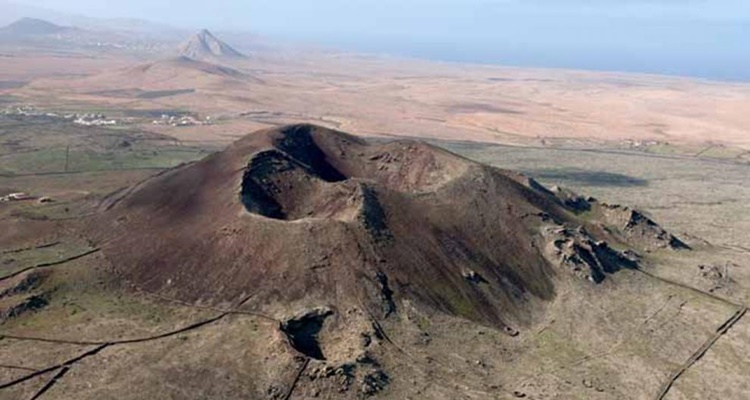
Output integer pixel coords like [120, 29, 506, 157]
[280, 307, 333, 360]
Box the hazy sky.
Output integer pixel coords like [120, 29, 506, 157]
[13, 0, 750, 27]
[8, 0, 750, 80]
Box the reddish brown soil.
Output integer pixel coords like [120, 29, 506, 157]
[90, 124, 675, 331]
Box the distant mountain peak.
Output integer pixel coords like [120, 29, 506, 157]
[177, 29, 245, 61]
[0, 17, 69, 36]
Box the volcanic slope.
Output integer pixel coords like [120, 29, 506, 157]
[120, 56, 251, 86]
[6, 124, 746, 399]
[25, 55, 258, 97]
[0, 18, 70, 37]
[95, 124, 681, 334]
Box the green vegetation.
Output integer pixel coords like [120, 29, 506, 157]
[0, 115, 212, 176]
[137, 89, 196, 99]
[0, 81, 27, 90]
[531, 328, 586, 364]
[0, 241, 95, 279]
[0, 94, 20, 104]
[638, 142, 690, 156]
[0, 147, 206, 175]
[696, 145, 748, 159]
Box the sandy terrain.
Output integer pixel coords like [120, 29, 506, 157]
[0, 50, 748, 149]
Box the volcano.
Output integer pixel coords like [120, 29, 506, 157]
[0, 18, 70, 36]
[94, 124, 684, 339]
[1, 124, 716, 400]
[177, 29, 245, 62]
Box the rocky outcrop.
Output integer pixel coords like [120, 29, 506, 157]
[543, 225, 638, 283]
[601, 204, 690, 251]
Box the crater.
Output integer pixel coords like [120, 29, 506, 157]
[239, 150, 362, 221]
[280, 308, 333, 360]
[239, 125, 468, 222]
